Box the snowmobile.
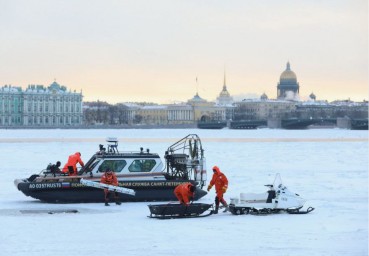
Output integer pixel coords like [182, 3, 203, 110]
[229, 173, 314, 215]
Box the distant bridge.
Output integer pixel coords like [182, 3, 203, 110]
[197, 121, 227, 129]
[281, 118, 336, 129]
[198, 118, 368, 130]
[230, 120, 267, 129]
[350, 119, 368, 130]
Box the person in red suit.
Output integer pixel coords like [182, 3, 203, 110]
[207, 166, 229, 214]
[62, 152, 84, 176]
[100, 168, 121, 206]
[174, 182, 195, 206]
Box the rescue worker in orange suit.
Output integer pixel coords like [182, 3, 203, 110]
[62, 152, 84, 176]
[174, 182, 195, 206]
[207, 166, 229, 214]
[100, 168, 121, 206]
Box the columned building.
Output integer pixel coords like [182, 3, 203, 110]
[0, 86, 23, 126]
[167, 104, 194, 124]
[187, 93, 226, 121]
[0, 81, 83, 127]
[277, 62, 300, 100]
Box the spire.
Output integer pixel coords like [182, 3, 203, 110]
[286, 61, 291, 71]
[223, 66, 227, 90]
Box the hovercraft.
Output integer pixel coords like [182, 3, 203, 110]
[14, 134, 208, 203]
[229, 174, 314, 215]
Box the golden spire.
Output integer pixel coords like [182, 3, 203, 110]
[223, 66, 227, 90]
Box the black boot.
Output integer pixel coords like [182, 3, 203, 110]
[105, 202, 110, 206]
[222, 202, 229, 212]
[214, 197, 219, 214]
[114, 193, 121, 205]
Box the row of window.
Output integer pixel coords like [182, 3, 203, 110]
[92, 159, 157, 173]
[0, 117, 21, 124]
[0, 116, 81, 125]
[27, 104, 81, 113]
[23, 97, 81, 102]
[0, 95, 82, 101]
[26, 116, 81, 125]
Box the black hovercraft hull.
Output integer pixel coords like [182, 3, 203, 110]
[15, 179, 207, 203]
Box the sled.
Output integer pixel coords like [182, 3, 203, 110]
[148, 203, 214, 219]
[80, 178, 136, 196]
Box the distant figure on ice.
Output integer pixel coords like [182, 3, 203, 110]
[100, 168, 121, 206]
[62, 152, 84, 176]
[207, 166, 229, 214]
[174, 182, 195, 206]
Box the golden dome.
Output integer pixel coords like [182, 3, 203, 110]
[280, 62, 297, 81]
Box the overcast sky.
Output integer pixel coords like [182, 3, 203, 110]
[0, 0, 367, 103]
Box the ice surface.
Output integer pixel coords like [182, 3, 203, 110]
[0, 129, 367, 256]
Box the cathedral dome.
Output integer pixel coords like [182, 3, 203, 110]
[260, 93, 268, 100]
[280, 62, 297, 82]
[189, 93, 206, 102]
[277, 61, 300, 99]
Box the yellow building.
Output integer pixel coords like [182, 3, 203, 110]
[137, 105, 168, 125]
[187, 93, 226, 121]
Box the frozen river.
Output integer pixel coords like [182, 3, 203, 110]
[0, 129, 367, 256]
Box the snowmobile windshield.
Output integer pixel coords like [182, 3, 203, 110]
[273, 173, 283, 189]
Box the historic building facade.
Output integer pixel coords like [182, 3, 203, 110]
[0, 81, 83, 127]
[0, 86, 23, 126]
[167, 104, 194, 124]
[187, 93, 226, 121]
[233, 97, 296, 120]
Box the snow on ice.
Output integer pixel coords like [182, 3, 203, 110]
[0, 129, 367, 256]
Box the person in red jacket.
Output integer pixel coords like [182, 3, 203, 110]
[174, 182, 195, 206]
[100, 168, 121, 206]
[62, 152, 84, 176]
[207, 165, 229, 214]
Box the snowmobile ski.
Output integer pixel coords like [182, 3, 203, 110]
[287, 206, 315, 214]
